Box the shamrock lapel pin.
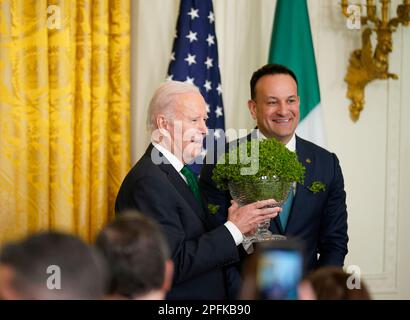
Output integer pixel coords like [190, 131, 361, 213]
[308, 181, 326, 194]
[207, 204, 220, 215]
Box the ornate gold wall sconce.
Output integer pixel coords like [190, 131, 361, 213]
[341, 0, 410, 122]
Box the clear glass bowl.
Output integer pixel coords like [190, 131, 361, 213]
[228, 176, 292, 243]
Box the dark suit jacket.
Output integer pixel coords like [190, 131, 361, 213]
[115, 144, 240, 299]
[200, 134, 349, 273]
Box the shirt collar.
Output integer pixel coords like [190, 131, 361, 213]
[256, 129, 296, 152]
[152, 142, 184, 173]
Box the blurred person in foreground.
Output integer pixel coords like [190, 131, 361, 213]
[96, 211, 173, 300]
[301, 266, 371, 300]
[0, 231, 107, 300]
[237, 242, 369, 300]
[239, 240, 315, 300]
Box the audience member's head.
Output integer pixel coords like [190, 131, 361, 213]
[96, 211, 173, 300]
[302, 266, 371, 300]
[0, 231, 108, 299]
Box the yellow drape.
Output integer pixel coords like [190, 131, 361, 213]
[0, 0, 130, 244]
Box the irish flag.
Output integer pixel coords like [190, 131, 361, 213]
[269, 0, 325, 147]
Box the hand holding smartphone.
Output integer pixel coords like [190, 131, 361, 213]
[240, 239, 305, 300]
[256, 240, 304, 300]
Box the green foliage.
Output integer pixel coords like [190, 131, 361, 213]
[207, 204, 220, 215]
[212, 137, 305, 190]
[308, 181, 326, 193]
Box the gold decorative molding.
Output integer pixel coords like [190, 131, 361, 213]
[341, 0, 410, 122]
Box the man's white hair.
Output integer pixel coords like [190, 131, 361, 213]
[147, 80, 201, 132]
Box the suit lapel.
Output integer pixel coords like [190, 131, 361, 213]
[164, 165, 214, 230]
[284, 136, 313, 234]
[147, 144, 212, 229]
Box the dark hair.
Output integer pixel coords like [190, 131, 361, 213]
[250, 63, 298, 100]
[0, 231, 108, 299]
[96, 211, 170, 298]
[304, 267, 371, 300]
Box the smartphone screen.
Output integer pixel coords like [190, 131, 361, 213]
[257, 245, 303, 300]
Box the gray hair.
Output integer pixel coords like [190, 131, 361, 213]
[147, 80, 200, 132]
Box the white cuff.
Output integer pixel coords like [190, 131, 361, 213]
[224, 221, 243, 246]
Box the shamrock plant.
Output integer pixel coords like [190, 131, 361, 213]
[212, 137, 306, 191]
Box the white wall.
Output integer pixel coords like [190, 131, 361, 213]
[131, 0, 410, 299]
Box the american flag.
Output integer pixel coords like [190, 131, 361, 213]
[167, 0, 225, 176]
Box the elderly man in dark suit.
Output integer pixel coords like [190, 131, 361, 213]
[200, 64, 349, 273]
[115, 81, 281, 299]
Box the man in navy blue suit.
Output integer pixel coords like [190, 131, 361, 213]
[115, 81, 281, 299]
[200, 64, 349, 273]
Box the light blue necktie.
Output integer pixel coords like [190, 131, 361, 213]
[280, 188, 294, 230]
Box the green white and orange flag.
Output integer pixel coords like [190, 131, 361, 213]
[269, 0, 325, 147]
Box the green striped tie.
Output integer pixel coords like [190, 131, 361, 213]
[180, 165, 202, 205]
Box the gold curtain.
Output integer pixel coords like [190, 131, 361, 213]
[0, 0, 130, 245]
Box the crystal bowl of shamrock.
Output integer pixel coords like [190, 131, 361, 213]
[228, 176, 293, 243]
[212, 136, 305, 244]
